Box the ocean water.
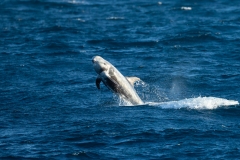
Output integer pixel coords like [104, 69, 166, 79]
[1, 0, 240, 159]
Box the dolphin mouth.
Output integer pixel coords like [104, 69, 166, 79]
[92, 56, 97, 64]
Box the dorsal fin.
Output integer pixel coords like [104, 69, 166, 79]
[126, 77, 141, 86]
[96, 76, 102, 89]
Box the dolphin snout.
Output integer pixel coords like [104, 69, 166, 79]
[92, 56, 100, 64]
[92, 56, 108, 74]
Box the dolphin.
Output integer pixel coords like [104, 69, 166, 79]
[92, 56, 144, 105]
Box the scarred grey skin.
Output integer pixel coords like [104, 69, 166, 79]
[92, 56, 144, 105]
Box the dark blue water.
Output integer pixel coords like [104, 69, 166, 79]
[1, 0, 240, 159]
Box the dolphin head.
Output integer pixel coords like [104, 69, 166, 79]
[92, 56, 110, 74]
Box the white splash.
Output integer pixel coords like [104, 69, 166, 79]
[118, 97, 134, 106]
[147, 97, 239, 109]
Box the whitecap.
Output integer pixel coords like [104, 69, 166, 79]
[68, 0, 89, 4]
[106, 17, 125, 20]
[77, 18, 85, 22]
[181, 7, 192, 10]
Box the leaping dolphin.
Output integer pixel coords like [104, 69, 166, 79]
[92, 56, 144, 105]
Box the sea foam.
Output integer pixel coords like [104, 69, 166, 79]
[147, 97, 239, 109]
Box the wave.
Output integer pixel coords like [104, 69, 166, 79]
[146, 97, 239, 109]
